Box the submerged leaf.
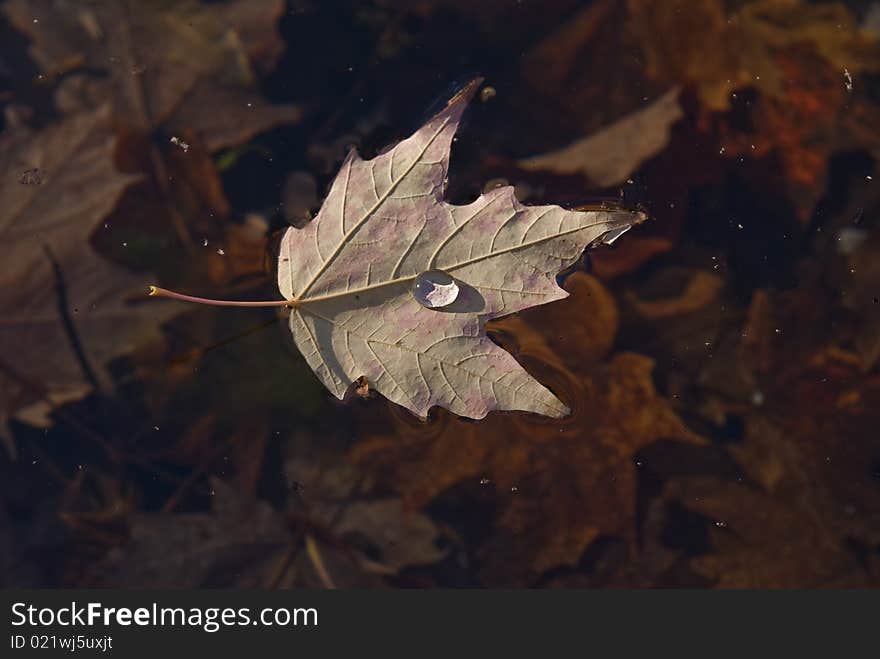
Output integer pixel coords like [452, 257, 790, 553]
[0, 107, 179, 445]
[3, 0, 298, 151]
[519, 88, 683, 186]
[278, 81, 645, 419]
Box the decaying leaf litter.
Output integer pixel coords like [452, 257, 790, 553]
[1, 0, 879, 588]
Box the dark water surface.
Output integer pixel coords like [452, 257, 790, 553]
[1, 0, 879, 588]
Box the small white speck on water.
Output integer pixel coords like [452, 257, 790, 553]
[867, 175, 873, 181]
[170, 136, 190, 152]
[737, 223, 744, 229]
[751, 390, 765, 406]
[217, 248, 225, 255]
[844, 68, 853, 92]
[510, 486, 518, 493]
[202, 238, 208, 247]
[122, 242, 127, 247]
[714, 520, 727, 528]
[479, 477, 490, 486]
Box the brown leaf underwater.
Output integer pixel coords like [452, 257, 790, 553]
[0, 107, 180, 453]
[3, 0, 300, 151]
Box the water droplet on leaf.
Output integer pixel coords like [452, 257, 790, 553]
[412, 270, 460, 309]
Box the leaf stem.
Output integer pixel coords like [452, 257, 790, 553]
[148, 286, 292, 307]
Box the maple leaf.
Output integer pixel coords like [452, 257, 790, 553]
[275, 80, 645, 419]
[0, 107, 180, 451]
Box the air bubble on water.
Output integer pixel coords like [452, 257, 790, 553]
[479, 478, 490, 486]
[412, 270, 459, 309]
[217, 248, 225, 256]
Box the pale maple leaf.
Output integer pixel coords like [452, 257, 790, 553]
[152, 80, 645, 418]
[275, 80, 645, 419]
